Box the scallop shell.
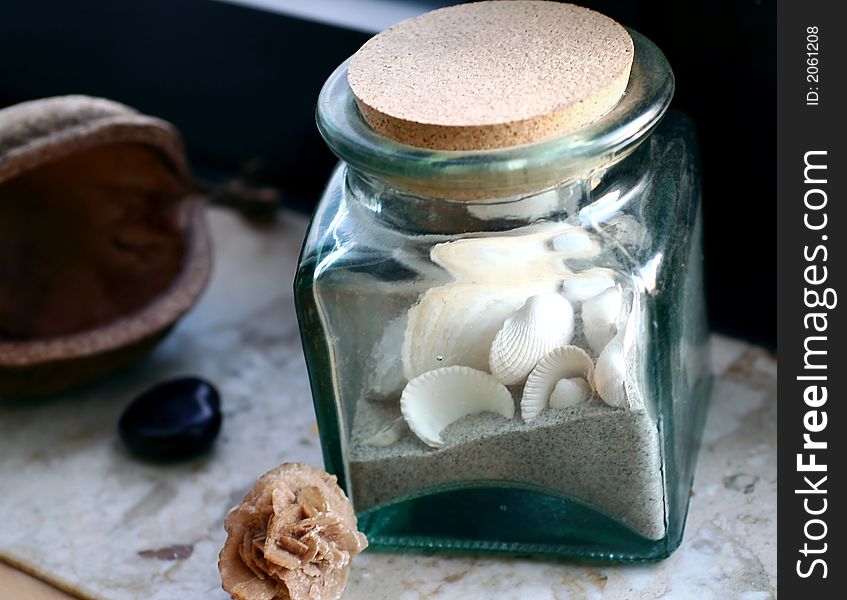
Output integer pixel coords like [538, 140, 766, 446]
[595, 291, 643, 409]
[581, 284, 622, 354]
[561, 269, 617, 304]
[548, 377, 592, 409]
[401, 366, 515, 448]
[521, 345, 595, 422]
[489, 293, 575, 385]
[401, 282, 558, 380]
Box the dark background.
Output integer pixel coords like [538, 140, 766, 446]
[0, 0, 776, 348]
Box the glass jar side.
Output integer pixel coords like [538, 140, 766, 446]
[641, 116, 712, 554]
[295, 165, 352, 490]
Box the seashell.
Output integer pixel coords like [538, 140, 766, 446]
[581, 284, 622, 354]
[550, 228, 598, 257]
[594, 291, 643, 409]
[403, 229, 581, 382]
[594, 334, 627, 408]
[401, 366, 514, 448]
[365, 417, 408, 447]
[401, 281, 558, 380]
[561, 269, 616, 304]
[430, 225, 573, 284]
[549, 377, 592, 409]
[521, 345, 594, 422]
[489, 293, 575, 385]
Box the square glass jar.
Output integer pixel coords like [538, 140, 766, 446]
[295, 32, 710, 562]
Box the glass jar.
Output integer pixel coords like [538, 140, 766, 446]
[295, 30, 710, 561]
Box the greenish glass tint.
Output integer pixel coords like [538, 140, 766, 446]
[295, 30, 710, 562]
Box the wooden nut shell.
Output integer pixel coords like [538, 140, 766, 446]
[0, 95, 211, 396]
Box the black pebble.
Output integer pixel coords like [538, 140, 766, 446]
[119, 377, 222, 461]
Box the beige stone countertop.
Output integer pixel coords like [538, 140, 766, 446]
[0, 208, 776, 599]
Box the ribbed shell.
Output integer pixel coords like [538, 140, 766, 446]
[401, 366, 515, 448]
[489, 293, 575, 385]
[401, 282, 558, 380]
[521, 345, 595, 422]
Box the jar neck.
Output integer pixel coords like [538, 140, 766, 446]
[345, 139, 652, 235]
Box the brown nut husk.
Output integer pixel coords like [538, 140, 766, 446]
[219, 463, 368, 600]
[0, 95, 211, 396]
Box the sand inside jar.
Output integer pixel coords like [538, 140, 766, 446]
[348, 395, 666, 541]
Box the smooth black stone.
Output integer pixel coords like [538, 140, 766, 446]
[119, 377, 222, 461]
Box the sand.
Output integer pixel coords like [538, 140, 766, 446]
[348, 397, 666, 541]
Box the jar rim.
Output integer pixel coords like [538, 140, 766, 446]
[316, 29, 674, 200]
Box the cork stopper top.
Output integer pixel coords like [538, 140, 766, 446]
[348, 1, 634, 151]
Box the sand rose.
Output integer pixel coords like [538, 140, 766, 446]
[219, 463, 368, 600]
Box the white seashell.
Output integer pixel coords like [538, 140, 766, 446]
[489, 294, 575, 385]
[401, 282, 558, 380]
[430, 225, 573, 284]
[521, 345, 595, 422]
[594, 334, 627, 408]
[561, 269, 617, 304]
[594, 291, 643, 409]
[401, 366, 515, 448]
[365, 417, 408, 447]
[403, 229, 580, 381]
[550, 229, 598, 257]
[581, 284, 623, 354]
[549, 377, 592, 409]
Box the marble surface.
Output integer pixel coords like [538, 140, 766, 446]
[0, 208, 776, 599]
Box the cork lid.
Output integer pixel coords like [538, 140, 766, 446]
[348, 1, 634, 151]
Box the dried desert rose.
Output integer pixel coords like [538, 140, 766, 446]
[219, 463, 368, 600]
